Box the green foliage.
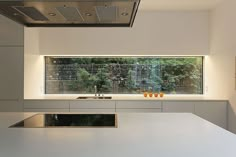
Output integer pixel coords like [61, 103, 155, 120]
[126, 70, 136, 90]
[46, 57, 203, 94]
[76, 68, 97, 93]
[94, 67, 112, 93]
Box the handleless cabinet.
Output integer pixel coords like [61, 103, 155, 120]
[0, 14, 24, 112]
[24, 100, 70, 112]
[116, 100, 162, 112]
[0, 47, 24, 111]
[163, 101, 195, 113]
[69, 100, 116, 112]
[194, 101, 227, 129]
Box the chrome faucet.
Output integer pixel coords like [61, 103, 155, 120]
[94, 85, 97, 96]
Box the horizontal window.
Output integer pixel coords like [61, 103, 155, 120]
[45, 56, 203, 94]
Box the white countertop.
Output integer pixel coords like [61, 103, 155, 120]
[0, 112, 235, 157]
[24, 95, 228, 101]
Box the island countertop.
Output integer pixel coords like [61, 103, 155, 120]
[0, 112, 236, 157]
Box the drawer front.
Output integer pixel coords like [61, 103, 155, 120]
[70, 101, 115, 109]
[0, 100, 23, 112]
[24, 108, 69, 112]
[194, 101, 227, 129]
[163, 101, 194, 113]
[70, 108, 115, 112]
[24, 101, 69, 109]
[116, 108, 162, 113]
[116, 101, 162, 109]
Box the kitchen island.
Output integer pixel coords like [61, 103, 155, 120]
[0, 113, 236, 157]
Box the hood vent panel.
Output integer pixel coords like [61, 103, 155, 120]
[0, 0, 140, 27]
[13, 6, 49, 21]
[95, 6, 117, 22]
[56, 7, 83, 22]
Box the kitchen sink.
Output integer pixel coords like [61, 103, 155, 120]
[77, 96, 112, 99]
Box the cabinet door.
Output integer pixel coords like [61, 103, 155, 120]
[24, 100, 69, 109]
[24, 108, 69, 112]
[0, 101, 23, 112]
[0, 15, 24, 46]
[0, 47, 23, 100]
[70, 109, 115, 112]
[116, 101, 162, 109]
[70, 101, 115, 109]
[163, 101, 194, 113]
[194, 101, 227, 129]
[116, 108, 162, 113]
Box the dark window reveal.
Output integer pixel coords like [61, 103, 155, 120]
[45, 57, 203, 94]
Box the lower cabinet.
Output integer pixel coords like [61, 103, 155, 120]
[69, 100, 115, 112]
[116, 101, 162, 113]
[194, 101, 227, 129]
[70, 109, 115, 112]
[116, 108, 162, 113]
[163, 101, 227, 129]
[163, 101, 194, 113]
[24, 100, 69, 112]
[23, 99, 228, 130]
[24, 108, 69, 112]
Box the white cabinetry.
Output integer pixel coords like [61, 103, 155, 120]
[0, 47, 24, 111]
[24, 100, 70, 112]
[0, 15, 23, 46]
[116, 101, 162, 112]
[0, 15, 24, 112]
[70, 100, 115, 112]
[194, 101, 227, 129]
[163, 101, 194, 113]
[22, 99, 228, 129]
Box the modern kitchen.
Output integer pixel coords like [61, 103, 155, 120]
[1, 0, 236, 156]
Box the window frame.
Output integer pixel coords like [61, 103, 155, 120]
[44, 56, 204, 95]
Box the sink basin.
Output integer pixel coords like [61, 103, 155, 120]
[77, 96, 112, 100]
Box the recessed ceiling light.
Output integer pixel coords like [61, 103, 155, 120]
[121, 12, 128, 16]
[48, 13, 56, 16]
[13, 13, 19, 16]
[85, 13, 92, 16]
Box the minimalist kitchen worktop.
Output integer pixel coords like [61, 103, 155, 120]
[0, 113, 236, 157]
[24, 95, 228, 101]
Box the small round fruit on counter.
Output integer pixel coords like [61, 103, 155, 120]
[160, 92, 164, 98]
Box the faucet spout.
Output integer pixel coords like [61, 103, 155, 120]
[94, 85, 97, 96]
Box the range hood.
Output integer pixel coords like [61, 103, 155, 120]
[0, 0, 140, 27]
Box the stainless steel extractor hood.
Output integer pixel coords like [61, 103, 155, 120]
[0, 0, 140, 27]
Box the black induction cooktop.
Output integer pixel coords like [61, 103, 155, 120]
[10, 114, 117, 128]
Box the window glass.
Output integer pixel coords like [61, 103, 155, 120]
[45, 57, 203, 94]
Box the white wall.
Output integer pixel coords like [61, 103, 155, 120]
[24, 28, 44, 99]
[209, 0, 236, 133]
[38, 11, 209, 55]
[24, 11, 210, 98]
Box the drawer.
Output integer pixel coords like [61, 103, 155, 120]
[24, 100, 69, 109]
[70, 108, 115, 112]
[116, 108, 162, 113]
[116, 101, 162, 109]
[163, 101, 194, 113]
[70, 100, 115, 109]
[24, 108, 69, 112]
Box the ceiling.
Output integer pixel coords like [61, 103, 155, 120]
[139, 0, 223, 11]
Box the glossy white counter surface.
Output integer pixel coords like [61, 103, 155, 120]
[0, 113, 236, 157]
[24, 95, 228, 101]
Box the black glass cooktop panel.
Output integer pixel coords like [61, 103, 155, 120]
[10, 114, 117, 128]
